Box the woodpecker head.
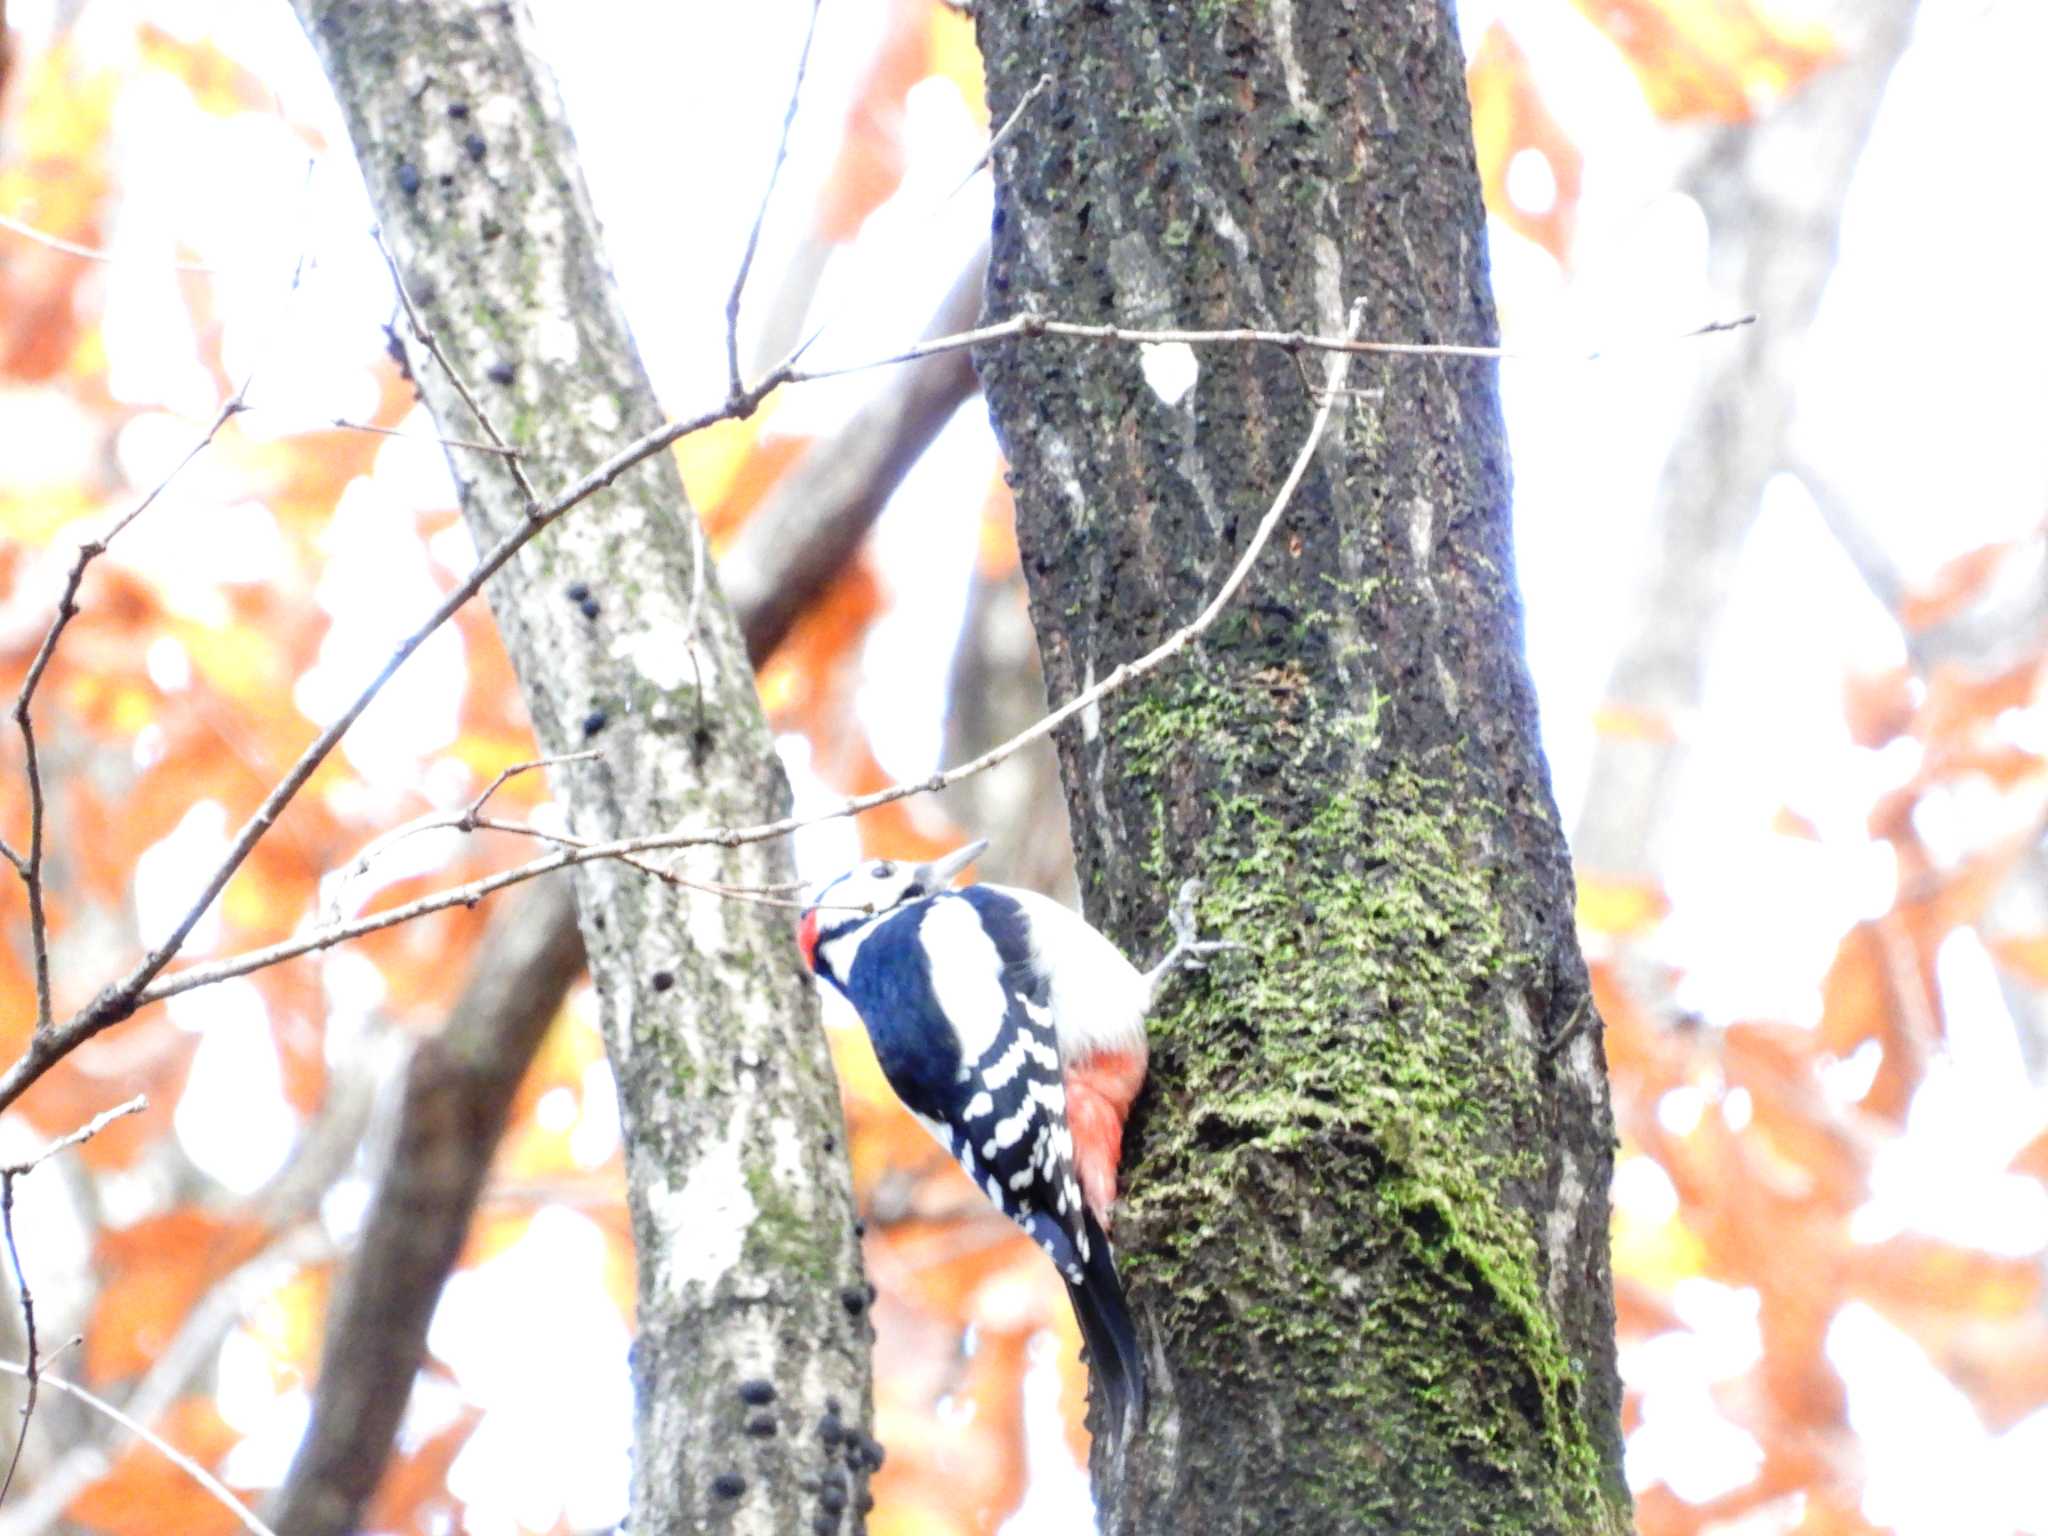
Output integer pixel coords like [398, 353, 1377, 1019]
[798, 838, 988, 980]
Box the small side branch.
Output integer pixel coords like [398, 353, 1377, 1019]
[0, 1096, 147, 1506]
[117, 302, 1369, 1010]
[0, 1358, 277, 1536]
[725, 0, 824, 399]
[372, 226, 539, 509]
[8, 389, 248, 1029]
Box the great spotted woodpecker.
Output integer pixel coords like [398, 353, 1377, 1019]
[798, 839, 1231, 1436]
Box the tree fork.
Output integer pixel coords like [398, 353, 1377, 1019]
[972, 4, 1631, 1533]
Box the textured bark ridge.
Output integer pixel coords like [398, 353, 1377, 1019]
[291, 5, 870, 1533]
[972, 4, 1630, 1533]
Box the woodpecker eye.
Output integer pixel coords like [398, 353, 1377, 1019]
[873, 861, 897, 878]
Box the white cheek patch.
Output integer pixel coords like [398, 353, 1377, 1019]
[919, 899, 1012, 1062]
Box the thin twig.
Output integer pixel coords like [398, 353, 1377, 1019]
[1, 297, 1742, 1110]
[726, 0, 824, 400]
[0, 1358, 278, 1536]
[0, 1097, 148, 1178]
[325, 417, 524, 458]
[0, 1096, 146, 1508]
[0, 1182, 34, 1510]
[319, 752, 601, 921]
[9, 390, 249, 1029]
[371, 226, 540, 508]
[125, 302, 1367, 1010]
[782, 309, 1758, 385]
[0, 211, 218, 273]
[951, 72, 1051, 196]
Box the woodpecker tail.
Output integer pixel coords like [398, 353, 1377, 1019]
[1067, 1209, 1147, 1439]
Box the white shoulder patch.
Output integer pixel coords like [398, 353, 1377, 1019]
[919, 897, 1013, 1063]
[986, 884, 1149, 1062]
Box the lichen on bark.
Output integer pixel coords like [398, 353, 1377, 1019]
[289, 4, 871, 1533]
[973, 2, 1630, 1532]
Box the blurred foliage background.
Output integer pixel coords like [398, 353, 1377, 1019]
[0, 0, 2044, 1532]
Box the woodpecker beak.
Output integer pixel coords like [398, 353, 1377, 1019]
[918, 838, 988, 891]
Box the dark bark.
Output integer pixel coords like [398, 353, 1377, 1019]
[270, 877, 584, 1536]
[972, 4, 1627, 1534]
[288, 6, 870, 1533]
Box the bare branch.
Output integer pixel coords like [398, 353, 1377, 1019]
[724, 252, 985, 664]
[0, 212, 218, 272]
[0, 1359, 278, 1536]
[324, 417, 525, 458]
[123, 301, 1367, 1009]
[1, 294, 1741, 1106]
[9, 389, 248, 1028]
[320, 751, 601, 920]
[782, 309, 1757, 385]
[951, 72, 1051, 196]
[726, 0, 824, 400]
[0, 1096, 146, 1507]
[371, 226, 540, 509]
[0, 1097, 147, 1179]
[269, 878, 584, 1536]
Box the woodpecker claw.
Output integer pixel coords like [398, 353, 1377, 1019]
[1143, 879, 1243, 994]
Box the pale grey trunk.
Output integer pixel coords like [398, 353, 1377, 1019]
[289, 5, 871, 1532]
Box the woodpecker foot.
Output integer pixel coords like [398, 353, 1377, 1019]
[1142, 879, 1243, 994]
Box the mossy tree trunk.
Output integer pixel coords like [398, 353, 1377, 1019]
[972, 4, 1631, 1533]
[289, 6, 871, 1534]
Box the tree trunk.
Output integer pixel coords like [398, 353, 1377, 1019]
[290, 6, 871, 1533]
[972, 5, 1629, 1533]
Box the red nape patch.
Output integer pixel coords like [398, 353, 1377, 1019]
[797, 908, 820, 973]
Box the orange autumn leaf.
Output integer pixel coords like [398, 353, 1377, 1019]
[367, 1406, 484, 1536]
[976, 471, 1020, 581]
[1847, 1236, 2039, 1323]
[247, 1261, 334, 1381]
[67, 1396, 246, 1536]
[1771, 806, 1821, 840]
[927, 2, 987, 128]
[2010, 1126, 2048, 1183]
[1898, 540, 2017, 632]
[88, 1210, 269, 1382]
[136, 27, 272, 117]
[1841, 665, 1915, 748]
[1590, 702, 1679, 743]
[0, 43, 119, 379]
[1572, 0, 1836, 122]
[817, 0, 934, 241]
[1576, 873, 1671, 937]
[1468, 23, 1584, 264]
[22, 1020, 200, 1172]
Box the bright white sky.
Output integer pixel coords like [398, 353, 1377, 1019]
[6, 0, 2048, 1530]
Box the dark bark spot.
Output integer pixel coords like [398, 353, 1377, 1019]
[579, 597, 601, 620]
[581, 710, 607, 738]
[396, 161, 420, 196]
[565, 582, 591, 603]
[744, 1413, 777, 1437]
[464, 132, 487, 161]
[651, 970, 675, 992]
[447, 100, 470, 118]
[710, 1472, 746, 1499]
[736, 1377, 775, 1405]
[486, 360, 516, 385]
